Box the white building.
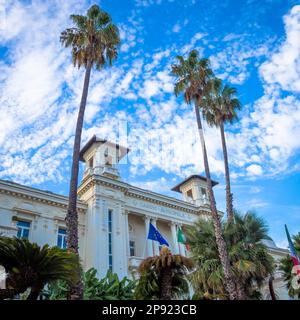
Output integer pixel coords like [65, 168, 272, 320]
[0, 136, 291, 299]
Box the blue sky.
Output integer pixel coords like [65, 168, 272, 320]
[0, 0, 299, 247]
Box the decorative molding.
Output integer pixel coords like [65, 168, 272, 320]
[0, 180, 87, 213]
[78, 174, 213, 216]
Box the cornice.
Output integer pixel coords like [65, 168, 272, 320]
[0, 180, 87, 213]
[78, 174, 215, 216]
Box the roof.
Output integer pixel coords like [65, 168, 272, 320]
[79, 135, 130, 162]
[171, 174, 219, 193]
[262, 239, 278, 249]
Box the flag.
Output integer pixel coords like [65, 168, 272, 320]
[148, 223, 169, 247]
[177, 226, 190, 251]
[285, 224, 300, 273]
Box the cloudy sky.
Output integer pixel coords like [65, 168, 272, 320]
[0, 0, 299, 247]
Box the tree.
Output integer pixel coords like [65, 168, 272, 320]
[171, 49, 237, 299]
[60, 4, 120, 299]
[187, 211, 275, 300]
[202, 78, 241, 224]
[279, 233, 300, 299]
[135, 247, 193, 300]
[0, 237, 80, 300]
[42, 268, 136, 300]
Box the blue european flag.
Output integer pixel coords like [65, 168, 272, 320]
[147, 222, 169, 247]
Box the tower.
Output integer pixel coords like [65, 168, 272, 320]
[171, 175, 218, 206]
[78, 136, 130, 278]
[79, 135, 129, 180]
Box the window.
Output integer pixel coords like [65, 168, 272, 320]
[186, 189, 193, 199]
[89, 157, 93, 168]
[108, 209, 113, 271]
[17, 220, 30, 239]
[105, 155, 113, 167]
[201, 187, 207, 199]
[129, 240, 135, 257]
[57, 228, 67, 249]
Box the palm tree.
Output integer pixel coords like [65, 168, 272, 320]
[202, 78, 241, 224]
[0, 237, 80, 300]
[187, 211, 274, 300]
[279, 233, 300, 299]
[171, 49, 237, 299]
[60, 4, 120, 298]
[135, 247, 193, 300]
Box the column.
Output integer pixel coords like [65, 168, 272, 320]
[171, 222, 179, 254]
[124, 210, 130, 259]
[152, 218, 160, 256]
[84, 197, 106, 277]
[112, 203, 128, 278]
[144, 215, 153, 257]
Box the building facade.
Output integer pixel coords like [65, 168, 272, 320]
[0, 136, 291, 299]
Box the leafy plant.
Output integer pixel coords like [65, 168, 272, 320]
[187, 211, 275, 300]
[0, 237, 80, 300]
[279, 233, 300, 299]
[135, 247, 193, 300]
[42, 268, 136, 300]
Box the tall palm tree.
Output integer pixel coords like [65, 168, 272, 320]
[187, 212, 274, 300]
[279, 233, 300, 299]
[60, 4, 120, 298]
[0, 237, 80, 300]
[202, 78, 241, 224]
[135, 247, 193, 300]
[171, 50, 237, 299]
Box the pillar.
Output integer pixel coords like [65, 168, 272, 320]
[144, 215, 153, 257]
[171, 222, 179, 254]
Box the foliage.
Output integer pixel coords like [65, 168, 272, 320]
[171, 49, 213, 105]
[42, 268, 136, 300]
[187, 212, 275, 300]
[60, 4, 120, 70]
[135, 247, 193, 300]
[0, 237, 80, 300]
[171, 49, 238, 301]
[279, 233, 300, 299]
[201, 78, 241, 127]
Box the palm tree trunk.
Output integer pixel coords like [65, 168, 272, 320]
[160, 267, 172, 300]
[268, 276, 277, 300]
[194, 103, 237, 300]
[236, 281, 247, 300]
[27, 282, 44, 300]
[66, 60, 92, 300]
[219, 120, 234, 224]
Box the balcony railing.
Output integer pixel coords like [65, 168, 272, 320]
[102, 166, 119, 178]
[128, 256, 144, 269]
[0, 225, 18, 238]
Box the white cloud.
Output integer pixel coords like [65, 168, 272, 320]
[246, 164, 263, 176]
[260, 5, 300, 92]
[1, 1, 300, 187]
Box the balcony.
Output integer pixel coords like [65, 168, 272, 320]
[0, 225, 18, 238]
[128, 256, 144, 269]
[102, 166, 120, 179]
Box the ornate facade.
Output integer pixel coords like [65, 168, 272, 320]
[0, 136, 291, 299]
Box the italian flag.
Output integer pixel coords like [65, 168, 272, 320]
[177, 226, 190, 251]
